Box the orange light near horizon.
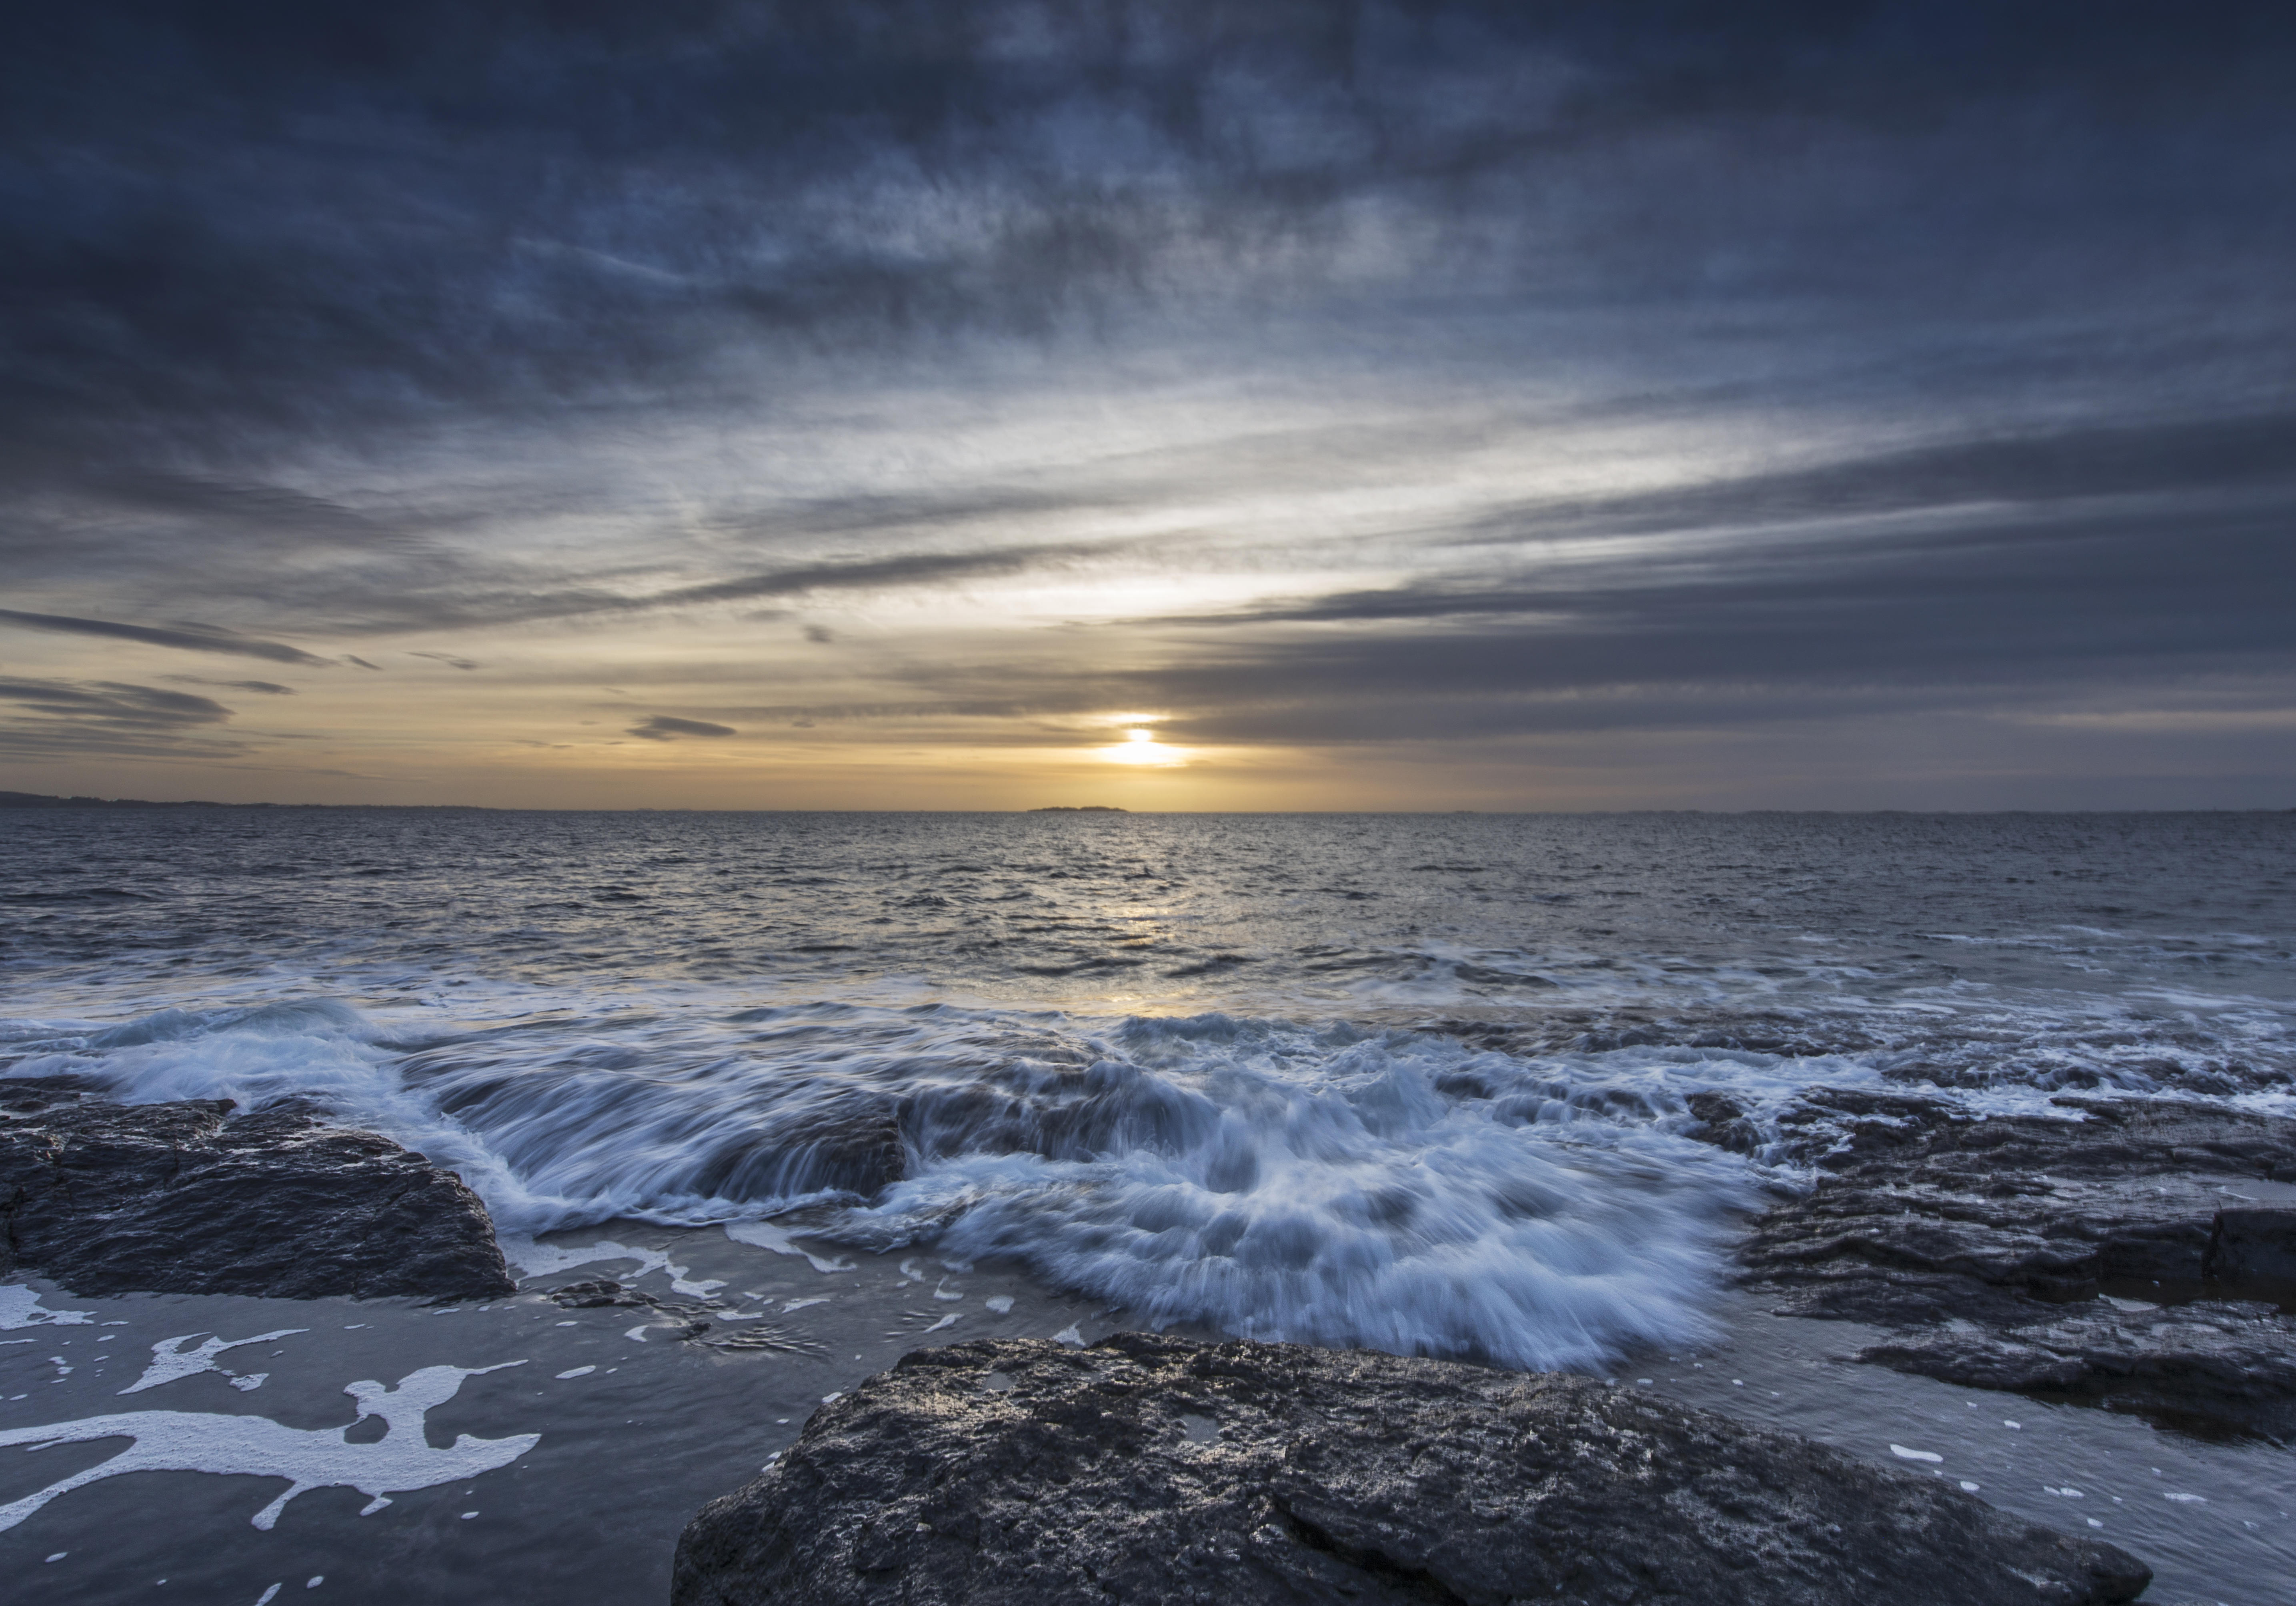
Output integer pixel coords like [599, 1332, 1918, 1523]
[1102, 726, 1185, 765]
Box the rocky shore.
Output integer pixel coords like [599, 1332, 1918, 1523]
[673, 1332, 2151, 1606]
[1690, 1087, 2296, 1439]
[22, 1076, 2296, 1600]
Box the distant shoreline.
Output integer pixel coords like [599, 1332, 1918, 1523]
[1, 791, 2286, 815]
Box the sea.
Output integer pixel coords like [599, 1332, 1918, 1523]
[3, 808, 2293, 1602]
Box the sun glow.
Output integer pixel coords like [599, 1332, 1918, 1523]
[1103, 726, 1184, 765]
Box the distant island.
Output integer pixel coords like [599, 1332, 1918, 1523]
[2, 790, 243, 808]
[0, 791, 495, 811]
[1027, 805, 1129, 813]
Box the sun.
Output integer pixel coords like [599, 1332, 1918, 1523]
[1102, 726, 1183, 765]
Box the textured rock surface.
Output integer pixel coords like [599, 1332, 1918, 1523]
[673, 1334, 2150, 1606]
[0, 1075, 514, 1300]
[1858, 1298, 2296, 1438]
[1696, 1087, 2296, 1436]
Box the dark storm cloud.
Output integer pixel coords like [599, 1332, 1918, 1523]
[0, 677, 252, 760]
[627, 715, 739, 741]
[0, 609, 336, 667]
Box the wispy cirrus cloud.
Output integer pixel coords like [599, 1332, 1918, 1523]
[0, 677, 255, 760]
[0, 609, 336, 667]
[162, 675, 298, 695]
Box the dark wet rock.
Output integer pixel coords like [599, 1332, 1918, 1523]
[2206, 1206, 2296, 1290]
[548, 1277, 665, 1309]
[707, 1095, 906, 1201]
[1858, 1299, 2296, 1439]
[1685, 1090, 1764, 1154]
[673, 1333, 2149, 1606]
[1713, 1086, 2296, 1437]
[1433, 1010, 1892, 1062]
[703, 1322, 827, 1357]
[548, 1276, 786, 1348]
[0, 1077, 514, 1300]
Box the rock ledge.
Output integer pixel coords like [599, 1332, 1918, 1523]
[1695, 1087, 2296, 1438]
[0, 1076, 514, 1301]
[674, 1333, 2148, 1606]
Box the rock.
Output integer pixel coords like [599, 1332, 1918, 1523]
[549, 1278, 664, 1310]
[0, 1077, 514, 1301]
[1685, 1090, 1764, 1154]
[699, 1093, 905, 1200]
[1709, 1087, 2296, 1436]
[2205, 1207, 2296, 1290]
[672, 1334, 2150, 1606]
[1857, 1300, 2296, 1439]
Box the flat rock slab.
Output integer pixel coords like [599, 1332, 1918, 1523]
[673, 1334, 2149, 1606]
[1858, 1297, 2296, 1439]
[0, 1076, 513, 1300]
[1693, 1086, 2296, 1438]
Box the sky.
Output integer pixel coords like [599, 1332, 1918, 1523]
[3, 1, 2292, 810]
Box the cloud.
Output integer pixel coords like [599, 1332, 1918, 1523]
[0, 609, 335, 667]
[6, 1, 2286, 472]
[627, 715, 737, 741]
[632, 541, 1128, 616]
[0, 676, 253, 759]
[161, 676, 297, 694]
[1439, 411, 2296, 553]
[1, 5, 2291, 804]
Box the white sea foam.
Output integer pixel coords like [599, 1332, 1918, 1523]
[827, 1013, 1774, 1372]
[0, 1362, 536, 1532]
[724, 1222, 854, 1273]
[497, 1236, 723, 1296]
[0, 1287, 92, 1331]
[15, 961, 2288, 1376]
[11, 1002, 1819, 1370]
[120, 1329, 309, 1395]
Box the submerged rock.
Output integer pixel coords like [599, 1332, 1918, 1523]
[673, 1333, 2148, 1606]
[1709, 1087, 2296, 1437]
[0, 1076, 514, 1300]
[548, 1277, 667, 1310]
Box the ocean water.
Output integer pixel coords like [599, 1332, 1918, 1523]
[7, 808, 2291, 1374]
